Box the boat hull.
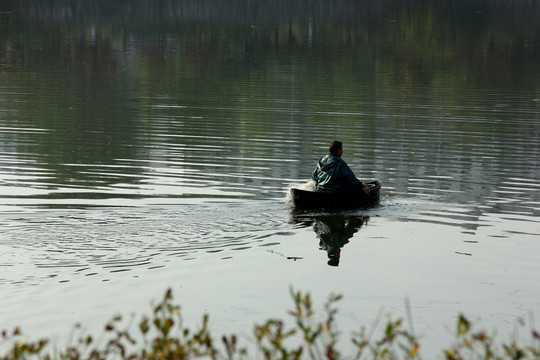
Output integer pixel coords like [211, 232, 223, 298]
[291, 180, 381, 210]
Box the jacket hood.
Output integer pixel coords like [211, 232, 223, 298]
[317, 154, 341, 172]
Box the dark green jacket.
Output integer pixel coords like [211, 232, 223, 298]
[311, 154, 362, 193]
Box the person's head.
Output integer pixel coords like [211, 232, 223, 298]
[328, 140, 343, 156]
[327, 249, 341, 267]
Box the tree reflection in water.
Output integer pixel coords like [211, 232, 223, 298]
[292, 214, 369, 267]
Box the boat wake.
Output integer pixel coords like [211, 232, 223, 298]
[283, 182, 477, 231]
[374, 195, 442, 214]
[283, 180, 316, 204]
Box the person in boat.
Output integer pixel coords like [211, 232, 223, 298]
[312, 140, 369, 194]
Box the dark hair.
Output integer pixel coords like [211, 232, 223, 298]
[328, 140, 343, 155]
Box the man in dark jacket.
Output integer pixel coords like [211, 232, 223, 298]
[312, 140, 368, 194]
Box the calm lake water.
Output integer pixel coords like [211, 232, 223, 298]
[1, 1, 539, 357]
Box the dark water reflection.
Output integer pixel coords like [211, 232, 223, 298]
[0, 1, 539, 355]
[291, 214, 369, 266]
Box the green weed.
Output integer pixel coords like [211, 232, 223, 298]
[1, 289, 539, 360]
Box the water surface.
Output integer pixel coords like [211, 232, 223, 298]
[1, 1, 539, 357]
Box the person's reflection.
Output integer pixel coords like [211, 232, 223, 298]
[313, 215, 369, 266]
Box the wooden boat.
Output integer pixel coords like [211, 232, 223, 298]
[290, 180, 381, 210]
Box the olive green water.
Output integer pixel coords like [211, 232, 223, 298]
[1, 1, 539, 357]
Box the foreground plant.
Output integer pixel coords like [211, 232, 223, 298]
[442, 314, 540, 360]
[1, 289, 539, 360]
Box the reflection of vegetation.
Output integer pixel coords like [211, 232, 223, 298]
[1, 0, 537, 86]
[2, 289, 539, 359]
[0, 0, 538, 188]
[379, 0, 539, 87]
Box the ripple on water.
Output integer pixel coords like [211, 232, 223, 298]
[0, 201, 292, 285]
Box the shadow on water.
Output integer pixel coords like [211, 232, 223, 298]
[290, 213, 369, 267]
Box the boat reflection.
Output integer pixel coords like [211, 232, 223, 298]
[291, 214, 369, 266]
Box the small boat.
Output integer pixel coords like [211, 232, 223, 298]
[290, 180, 381, 210]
